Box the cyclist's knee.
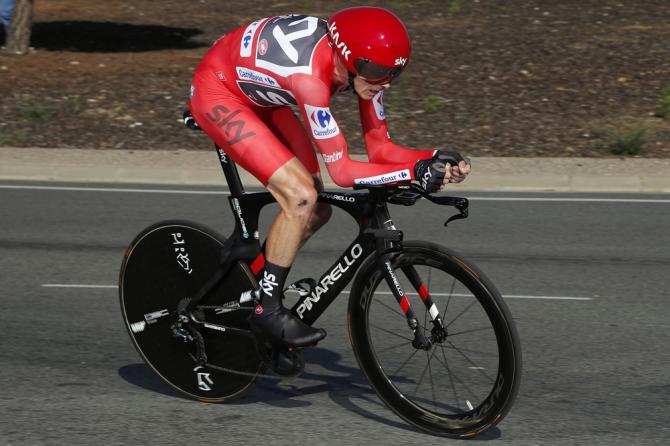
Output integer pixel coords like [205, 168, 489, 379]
[278, 180, 318, 219]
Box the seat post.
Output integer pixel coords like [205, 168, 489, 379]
[214, 144, 245, 196]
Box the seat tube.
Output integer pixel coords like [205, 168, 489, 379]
[214, 144, 245, 196]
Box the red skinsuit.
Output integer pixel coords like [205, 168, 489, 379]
[189, 15, 434, 186]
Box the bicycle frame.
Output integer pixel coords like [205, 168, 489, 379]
[186, 144, 465, 347]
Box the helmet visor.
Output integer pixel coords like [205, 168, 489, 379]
[354, 58, 405, 85]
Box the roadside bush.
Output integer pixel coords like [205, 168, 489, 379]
[609, 127, 646, 155]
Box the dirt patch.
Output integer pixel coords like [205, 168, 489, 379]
[1, 0, 669, 157]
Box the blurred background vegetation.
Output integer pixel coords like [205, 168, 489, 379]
[1, 0, 669, 157]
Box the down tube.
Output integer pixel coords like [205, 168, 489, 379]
[291, 237, 374, 326]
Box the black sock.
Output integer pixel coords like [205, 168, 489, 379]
[257, 261, 289, 313]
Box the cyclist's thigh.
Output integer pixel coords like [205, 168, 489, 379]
[189, 75, 294, 185]
[264, 107, 320, 176]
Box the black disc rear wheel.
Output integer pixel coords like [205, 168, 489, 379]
[348, 241, 522, 438]
[119, 220, 262, 402]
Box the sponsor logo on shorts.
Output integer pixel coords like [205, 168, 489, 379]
[372, 91, 385, 120]
[304, 104, 340, 140]
[354, 169, 411, 186]
[240, 19, 263, 57]
[322, 150, 343, 163]
[235, 67, 278, 87]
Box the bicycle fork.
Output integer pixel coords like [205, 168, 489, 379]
[370, 229, 447, 350]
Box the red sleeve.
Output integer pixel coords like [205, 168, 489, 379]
[359, 91, 435, 164]
[288, 74, 416, 187]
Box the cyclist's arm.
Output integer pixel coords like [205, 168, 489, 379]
[359, 91, 435, 164]
[290, 75, 416, 187]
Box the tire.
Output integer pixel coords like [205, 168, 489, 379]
[119, 220, 263, 402]
[348, 241, 522, 438]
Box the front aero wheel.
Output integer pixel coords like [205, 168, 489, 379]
[348, 241, 521, 438]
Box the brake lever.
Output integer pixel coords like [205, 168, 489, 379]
[443, 198, 469, 226]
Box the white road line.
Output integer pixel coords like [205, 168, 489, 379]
[359, 291, 594, 301]
[42, 284, 118, 289]
[0, 184, 230, 195]
[472, 197, 670, 203]
[43, 284, 593, 300]
[2, 184, 669, 203]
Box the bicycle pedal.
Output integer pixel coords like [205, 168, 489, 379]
[254, 336, 305, 378]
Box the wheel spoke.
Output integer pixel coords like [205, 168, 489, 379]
[445, 299, 479, 329]
[442, 344, 498, 357]
[447, 339, 494, 383]
[447, 326, 494, 337]
[369, 323, 413, 342]
[427, 349, 437, 409]
[434, 345, 480, 404]
[373, 297, 405, 319]
[442, 275, 456, 319]
[391, 347, 420, 377]
[375, 339, 412, 354]
[441, 346, 460, 409]
[413, 346, 438, 398]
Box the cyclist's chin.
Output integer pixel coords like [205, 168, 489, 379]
[358, 90, 378, 100]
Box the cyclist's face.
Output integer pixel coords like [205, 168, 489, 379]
[354, 76, 391, 100]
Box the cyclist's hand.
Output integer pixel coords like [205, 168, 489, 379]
[414, 152, 447, 192]
[415, 151, 471, 192]
[446, 158, 471, 185]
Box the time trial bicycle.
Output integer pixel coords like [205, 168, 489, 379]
[118, 111, 522, 438]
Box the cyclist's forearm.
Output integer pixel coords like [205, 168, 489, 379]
[323, 155, 414, 187]
[366, 140, 435, 164]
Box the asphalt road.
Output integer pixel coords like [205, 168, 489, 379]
[1, 181, 669, 446]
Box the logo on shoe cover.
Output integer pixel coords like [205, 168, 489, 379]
[260, 271, 278, 297]
[254, 305, 263, 315]
[304, 104, 340, 139]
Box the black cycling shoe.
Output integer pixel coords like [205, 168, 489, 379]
[248, 306, 327, 348]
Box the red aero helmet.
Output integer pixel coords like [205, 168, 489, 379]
[327, 6, 411, 84]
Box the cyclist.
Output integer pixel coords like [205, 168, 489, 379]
[189, 6, 471, 348]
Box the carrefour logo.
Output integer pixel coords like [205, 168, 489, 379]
[311, 109, 331, 128]
[236, 67, 278, 87]
[354, 169, 411, 185]
[304, 104, 340, 140]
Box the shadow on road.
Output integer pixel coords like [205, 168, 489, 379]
[26, 21, 207, 52]
[118, 347, 502, 439]
[118, 363, 191, 401]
